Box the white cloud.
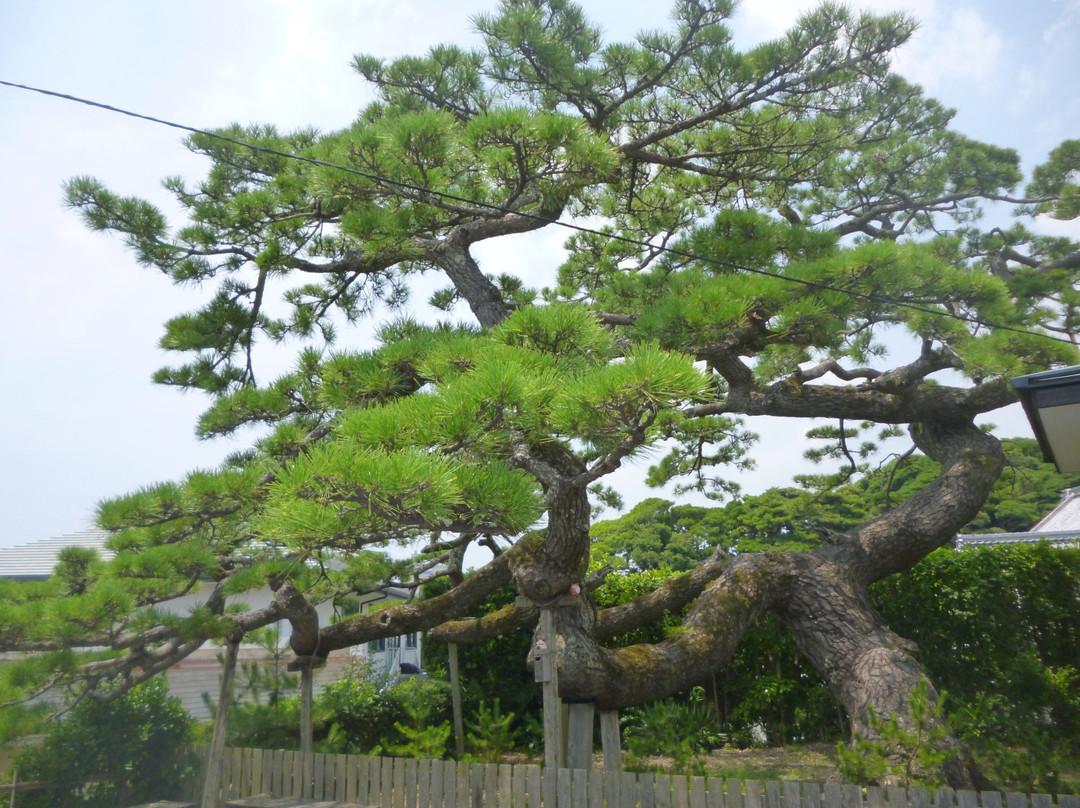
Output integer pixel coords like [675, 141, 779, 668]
[1032, 214, 1080, 239]
[892, 6, 1003, 93]
[1044, 0, 1080, 43]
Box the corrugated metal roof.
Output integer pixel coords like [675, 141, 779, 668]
[0, 530, 111, 578]
[956, 530, 1080, 548]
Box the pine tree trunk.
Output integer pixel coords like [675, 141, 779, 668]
[202, 636, 240, 808]
[775, 556, 987, 787]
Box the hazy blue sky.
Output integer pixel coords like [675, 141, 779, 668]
[1, 0, 1078, 547]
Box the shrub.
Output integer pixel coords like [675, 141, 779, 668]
[15, 678, 193, 807]
[622, 686, 725, 774]
[318, 665, 452, 756]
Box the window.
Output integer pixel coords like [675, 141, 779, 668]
[405, 632, 418, 649]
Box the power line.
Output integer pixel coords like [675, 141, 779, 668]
[3, 78, 1074, 347]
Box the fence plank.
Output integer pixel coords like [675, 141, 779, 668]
[368, 756, 383, 808]
[1029, 794, 1052, 808]
[381, 756, 394, 808]
[1006, 793, 1028, 808]
[672, 774, 689, 808]
[621, 770, 639, 808]
[481, 763, 495, 808]
[248, 749, 262, 797]
[457, 761, 471, 808]
[430, 759, 446, 808]
[764, 779, 782, 808]
[690, 776, 707, 808]
[841, 784, 863, 808]
[885, 787, 906, 808]
[526, 764, 542, 808]
[512, 764, 529, 808]
[955, 791, 978, 808]
[726, 779, 745, 808]
[866, 786, 885, 808]
[934, 788, 955, 808]
[443, 759, 457, 808]
[571, 768, 588, 808]
[238, 746, 251, 798]
[982, 792, 1004, 808]
[499, 764, 514, 808]
[802, 781, 823, 808]
[639, 772, 656, 808]
[336, 754, 349, 801]
[312, 751, 324, 799]
[587, 769, 604, 808]
[389, 757, 403, 808]
[824, 783, 843, 808]
[781, 781, 801, 808]
[745, 780, 764, 808]
[561, 769, 578, 808]
[418, 758, 431, 808]
[294, 749, 307, 799]
[1057, 796, 1080, 808]
[656, 773, 672, 808]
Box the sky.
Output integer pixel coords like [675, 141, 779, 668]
[0, 0, 1078, 548]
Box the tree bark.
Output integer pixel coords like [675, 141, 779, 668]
[528, 418, 1002, 788]
[201, 635, 240, 808]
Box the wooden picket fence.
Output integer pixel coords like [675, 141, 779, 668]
[188, 746, 1080, 808]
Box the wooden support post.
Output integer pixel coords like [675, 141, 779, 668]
[201, 635, 240, 808]
[566, 702, 595, 770]
[536, 609, 563, 781]
[600, 709, 622, 772]
[300, 661, 314, 798]
[449, 643, 466, 757]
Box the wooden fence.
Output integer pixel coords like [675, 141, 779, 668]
[189, 747, 1080, 808]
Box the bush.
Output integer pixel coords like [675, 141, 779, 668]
[15, 678, 194, 807]
[317, 665, 452, 756]
[622, 686, 725, 774]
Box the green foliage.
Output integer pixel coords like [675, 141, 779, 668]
[719, 614, 842, 746]
[316, 666, 452, 757]
[591, 498, 721, 571]
[14, 678, 193, 807]
[466, 699, 518, 762]
[874, 543, 1080, 787]
[378, 678, 453, 759]
[421, 580, 541, 749]
[315, 665, 403, 754]
[623, 686, 726, 774]
[837, 680, 957, 788]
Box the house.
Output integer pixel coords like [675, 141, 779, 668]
[955, 486, 1080, 549]
[355, 587, 424, 680]
[0, 531, 418, 719]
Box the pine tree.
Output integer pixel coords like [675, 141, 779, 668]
[3, 0, 1079, 787]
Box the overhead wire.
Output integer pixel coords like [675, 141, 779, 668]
[2, 78, 1074, 346]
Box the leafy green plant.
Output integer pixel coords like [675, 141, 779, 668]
[380, 678, 452, 759]
[951, 690, 1077, 794]
[466, 698, 517, 762]
[837, 680, 957, 787]
[15, 678, 194, 807]
[623, 686, 725, 774]
[315, 662, 401, 753]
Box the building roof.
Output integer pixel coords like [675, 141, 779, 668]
[956, 487, 1080, 549]
[0, 530, 111, 579]
[1031, 487, 1080, 532]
